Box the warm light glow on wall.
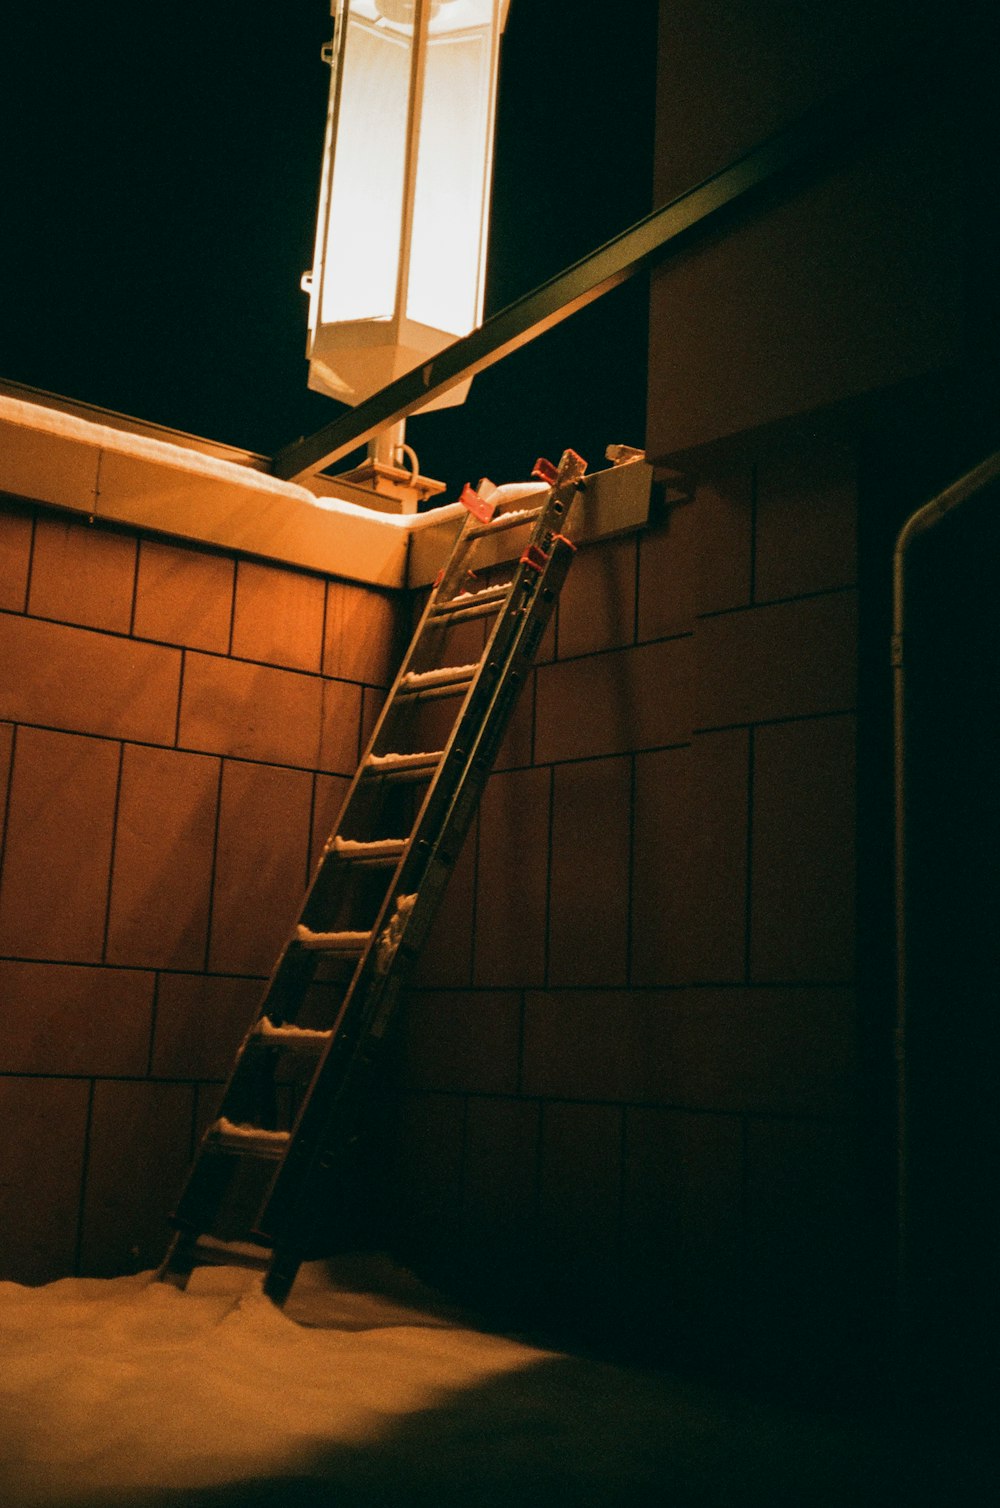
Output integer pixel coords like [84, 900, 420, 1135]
[304, 0, 505, 410]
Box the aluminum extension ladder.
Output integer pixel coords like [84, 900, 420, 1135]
[160, 448, 587, 1303]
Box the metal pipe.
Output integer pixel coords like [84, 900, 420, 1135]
[273, 59, 927, 482]
[891, 448, 1000, 1347]
[368, 420, 407, 470]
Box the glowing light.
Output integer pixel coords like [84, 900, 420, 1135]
[406, 12, 495, 334]
[318, 12, 412, 325]
[305, 0, 505, 409]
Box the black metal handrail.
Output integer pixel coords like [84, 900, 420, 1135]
[272, 58, 925, 483]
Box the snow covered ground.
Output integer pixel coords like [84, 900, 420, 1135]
[0, 1257, 979, 1507]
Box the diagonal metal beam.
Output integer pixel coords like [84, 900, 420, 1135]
[272, 64, 919, 483]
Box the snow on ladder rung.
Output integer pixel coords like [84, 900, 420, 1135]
[295, 925, 371, 955]
[397, 663, 478, 699]
[327, 836, 407, 865]
[363, 750, 442, 782]
[467, 505, 542, 538]
[431, 583, 511, 620]
[189, 1235, 272, 1269]
[251, 1017, 333, 1051]
[209, 1117, 291, 1159]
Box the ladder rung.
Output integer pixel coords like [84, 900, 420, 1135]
[251, 1018, 332, 1052]
[326, 836, 407, 866]
[466, 506, 542, 538]
[431, 583, 512, 620]
[208, 1118, 291, 1160]
[397, 663, 478, 700]
[363, 750, 443, 782]
[161, 449, 583, 1306]
[187, 1235, 273, 1269]
[295, 924, 371, 955]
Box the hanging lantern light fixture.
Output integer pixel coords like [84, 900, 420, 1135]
[303, 0, 508, 424]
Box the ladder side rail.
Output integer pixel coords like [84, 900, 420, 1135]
[170, 506, 541, 1236]
[254, 558, 546, 1228]
[265, 488, 526, 952]
[167, 452, 582, 1268]
[259, 533, 577, 1262]
[275, 454, 578, 1105]
[285, 499, 484, 924]
[273, 491, 547, 1010]
[169, 504, 489, 1237]
[224, 498, 486, 1017]
[292, 521, 481, 935]
[286, 463, 571, 1031]
[374, 537, 578, 1014]
[365, 462, 581, 939]
[257, 455, 584, 1246]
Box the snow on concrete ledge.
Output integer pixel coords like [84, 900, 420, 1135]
[0, 393, 465, 589]
[1, 391, 653, 589]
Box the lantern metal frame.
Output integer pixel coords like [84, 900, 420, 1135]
[303, 0, 508, 436]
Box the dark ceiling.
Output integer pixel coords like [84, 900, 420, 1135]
[0, 2, 658, 492]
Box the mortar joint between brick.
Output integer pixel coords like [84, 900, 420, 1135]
[542, 764, 555, 989]
[226, 560, 239, 658]
[545, 739, 693, 774]
[15, 607, 144, 648]
[173, 648, 186, 749]
[625, 753, 637, 989]
[73, 1077, 97, 1277]
[173, 741, 348, 781]
[100, 741, 127, 965]
[0, 721, 18, 897]
[146, 971, 160, 1079]
[468, 810, 482, 989]
[127, 531, 141, 639]
[456, 1094, 471, 1238]
[201, 758, 227, 973]
[319, 575, 331, 680]
[736, 1112, 751, 1370]
[543, 628, 694, 671]
[189, 1084, 205, 1160]
[696, 582, 859, 621]
[515, 988, 526, 1095]
[528, 665, 537, 771]
[743, 725, 756, 985]
[694, 708, 856, 738]
[631, 532, 641, 647]
[190, 645, 338, 680]
[531, 1098, 545, 1232]
[22, 506, 39, 614]
[749, 460, 758, 605]
[354, 681, 365, 769]
[308, 771, 321, 887]
[615, 1105, 630, 1273]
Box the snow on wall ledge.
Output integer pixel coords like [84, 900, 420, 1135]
[0, 394, 465, 589]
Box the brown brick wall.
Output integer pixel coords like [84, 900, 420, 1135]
[388, 430, 867, 1383]
[0, 446, 872, 1386]
[0, 498, 403, 1282]
[645, 0, 965, 459]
